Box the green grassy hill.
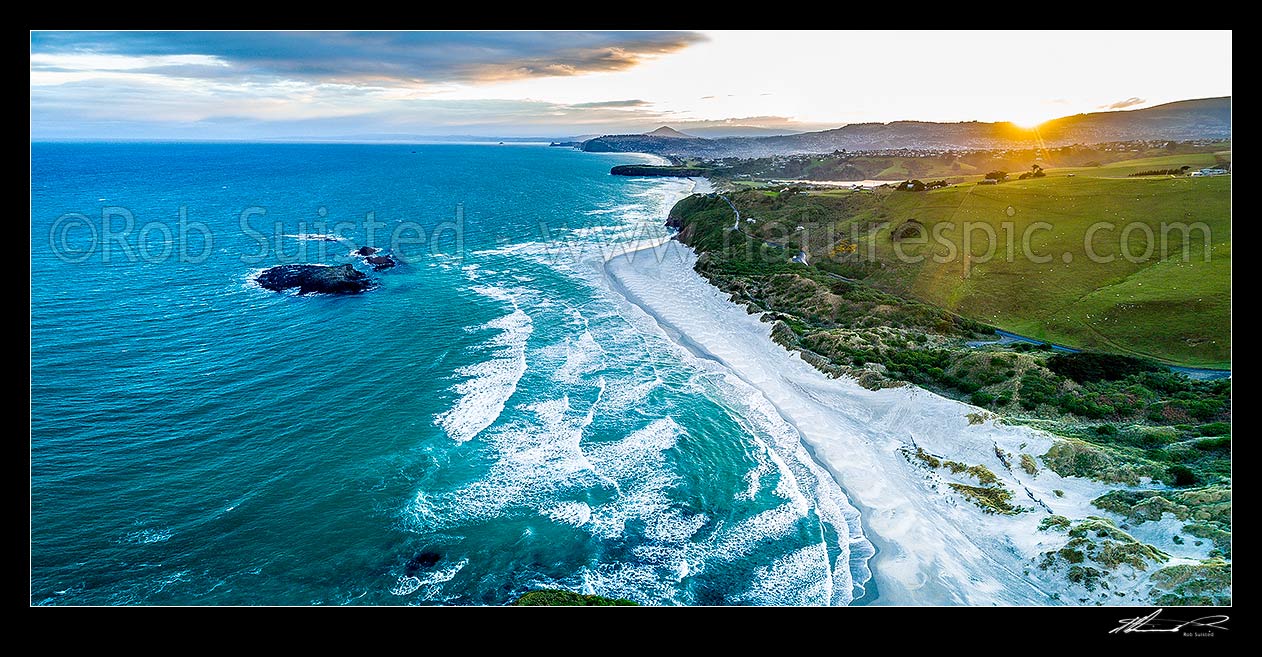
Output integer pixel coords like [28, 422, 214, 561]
[1057, 151, 1230, 177]
[710, 142, 1229, 184]
[877, 176, 1228, 367]
[711, 160, 1230, 367]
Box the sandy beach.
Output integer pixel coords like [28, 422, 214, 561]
[601, 238, 1153, 605]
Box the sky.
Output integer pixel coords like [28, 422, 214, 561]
[30, 30, 1233, 140]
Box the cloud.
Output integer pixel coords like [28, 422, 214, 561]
[1101, 96, 1146, 109]
[567, 99, 648, 109]
[29, 31, 711, 138]
[28, 81, 668, 139]
[25, 32, 822, 140]
[29, 31, 705, 86]
[29, 76, 830, 140]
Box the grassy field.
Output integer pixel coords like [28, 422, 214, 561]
[724, 163, 1231, 367]
[1056, 151, 1230, 177]
[709, 142, 1230, 184]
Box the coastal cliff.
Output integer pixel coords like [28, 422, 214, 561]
[610, 164, 710, 177]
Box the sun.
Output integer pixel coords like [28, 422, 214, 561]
[1008, 110, 1057, 129]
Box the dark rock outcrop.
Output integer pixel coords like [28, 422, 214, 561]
[256, 264, 373, 295]
[404, 551, 443, 575]
[365, 254, 398, 271]
[610, 165, 710, 177]
[349, 245, 397, 270]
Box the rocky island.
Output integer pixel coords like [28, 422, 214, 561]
[350, 246, 398, 271]
[255, 264, 374, 295]
[365, 255, 397, 271]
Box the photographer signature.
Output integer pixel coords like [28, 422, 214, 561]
[1111, 609, 1229, 634]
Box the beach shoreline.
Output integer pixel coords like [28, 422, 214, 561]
[602, 234, 1136, 606]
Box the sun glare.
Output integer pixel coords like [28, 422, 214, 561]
[1009, 112, 1054, 129]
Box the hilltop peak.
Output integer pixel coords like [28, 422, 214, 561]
[645, 126, 694, 138]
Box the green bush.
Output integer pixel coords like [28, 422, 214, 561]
[948, 482, 1019, 514]
[1194, 436, 1231, 452]
[1018, 371, 1058, 409]
[513, 590, 639, 606]
[1136, 371, 1192, 394]
[1057, 393, 1113, 419]
[1047, 352, 1161, 384]
[1180, 399, 1224, 420]
[1197, 422, 1230, 437]
[1039, 515, 1071, 531]
[1166, 465, 1198, 487]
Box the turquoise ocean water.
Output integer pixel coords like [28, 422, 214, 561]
[31, 143, 871, 605]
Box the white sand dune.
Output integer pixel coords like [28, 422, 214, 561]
[603, 239, 1128, 605]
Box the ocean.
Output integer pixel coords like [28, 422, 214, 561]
[30, 142, 872, 606]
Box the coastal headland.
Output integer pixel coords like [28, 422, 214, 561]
[600, 140, 1231, 605]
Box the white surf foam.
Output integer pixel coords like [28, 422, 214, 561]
[390, 558, 469, 598]
[734, 543, 833, 605]
[583, 417, 687, 540]
[413, 173, 866, 605]
[433, 287, 533, 444]
[553, 330, 606, 384]
[602, 240, 883, 605]
[544, 501, 593, 527]
[121, 528, 174, 544]
[282, 233, 343, 242]
[413, 394, 600, 529]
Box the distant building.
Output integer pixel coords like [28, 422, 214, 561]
[1191, 168, 1229, 177]
[979, 179, 998, 185]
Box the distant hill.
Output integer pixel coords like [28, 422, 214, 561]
[645, 126, 695, 138]
[683, 125, 803, 138]
[582, 97, 1231, 158]
[583, 134, 709, 154]
[1036, 97, 1231, 144]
